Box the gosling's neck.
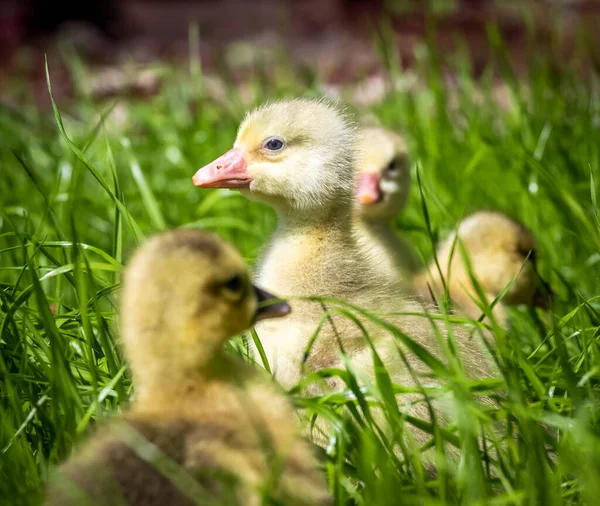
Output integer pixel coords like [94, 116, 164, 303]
[359, 214, 405, 258]
[276, 203, 354, 238]
[360, 216, 396, 242]
[128, 347, 243, 408]
[257, 198, 386, 298]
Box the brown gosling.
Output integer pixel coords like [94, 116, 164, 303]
[45, 229, 330, 506]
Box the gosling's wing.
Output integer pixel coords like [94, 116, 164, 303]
[45, 420, 200, 506]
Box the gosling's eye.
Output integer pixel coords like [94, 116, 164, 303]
[222, 275, 244, 296]
[263, 137, 285, 152]
[386, 157, 404, 174]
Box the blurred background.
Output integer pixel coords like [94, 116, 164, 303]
[1, 0, 599, 108]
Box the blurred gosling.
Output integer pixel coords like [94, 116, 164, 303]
[414, 211, 553, 327]
[355, 126, 419, 277]
[46, 229, 330, 506]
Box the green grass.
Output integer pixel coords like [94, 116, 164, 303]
[1, 18, 600, 506]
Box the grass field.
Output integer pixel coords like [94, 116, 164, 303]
[1, 20, 600, 506]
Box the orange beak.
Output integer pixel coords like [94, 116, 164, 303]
[192, 148, 252, 189]
[357, 173, 382, 205]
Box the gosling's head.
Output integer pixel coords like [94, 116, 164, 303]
[441, 211, 553, 308]
[192, 98, 357, 215]
[355, 127, 411, 220]
[121, 229, 290, 379]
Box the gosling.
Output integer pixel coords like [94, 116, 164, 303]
[414, 211, 553, 326]
[45, 229, 330, 506]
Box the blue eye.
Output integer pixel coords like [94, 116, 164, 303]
[263, 137, 285, 151]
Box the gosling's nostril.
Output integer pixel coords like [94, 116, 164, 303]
[216, 165, 223, 170]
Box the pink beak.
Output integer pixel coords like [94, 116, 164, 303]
[357, 173, 382, 205]
[192, 148, 252, 189]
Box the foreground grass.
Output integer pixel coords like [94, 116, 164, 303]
[1, 24, 600, 505]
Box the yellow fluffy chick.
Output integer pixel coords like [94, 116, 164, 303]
[46, 229, 330, 506]
[192, 99, 496, 453]
[414, 211, 553, 326]
[192, 99, 415, 390]
[355, 126, 419, 276]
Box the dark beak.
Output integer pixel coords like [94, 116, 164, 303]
[253, 285, 291, 322]
[532, 277, 555, 310]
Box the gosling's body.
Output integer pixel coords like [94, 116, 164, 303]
[50, 367, 324, 506]
[414, 211, 552, 326]
[355, 126, 419, 277]
[255, 213, 410, 388]
[46, 230, 329, 506]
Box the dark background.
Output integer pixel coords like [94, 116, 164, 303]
[1, 0, 599, 105]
